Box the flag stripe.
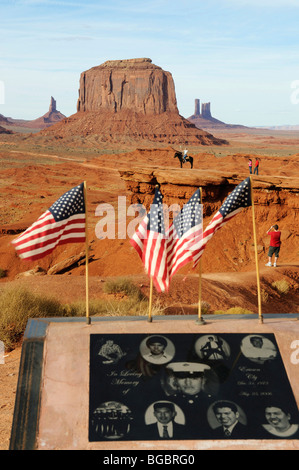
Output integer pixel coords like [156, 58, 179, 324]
[130, 188, 204, 292]
[192, 178, 251, 268]
[192, 210, 242, 268]
[130, 188, 169, 292]
[11, 183, 86, 261]
[12, 212, 85, 248]
[167, 225, 203, 278]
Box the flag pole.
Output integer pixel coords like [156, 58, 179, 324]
[83, 181, 91, 325]
[196, 187, 206, 325]
[148, 277, 153, 322]
[250, 176, 263, 324]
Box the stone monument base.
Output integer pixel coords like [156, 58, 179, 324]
[10, 314, 299, 450]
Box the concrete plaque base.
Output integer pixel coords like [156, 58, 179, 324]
[10, 314, 299, 450]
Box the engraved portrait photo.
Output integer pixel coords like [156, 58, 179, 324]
[195, 335, 231, 361]
[261, 404, 299, 438]
[240, 334, 277, 364]
[161, 361, 219, 399]
[207, 400, 249, 438]
[144, 401, 185, 439]
[140, 335, 175, 365]
[97, 338, 126, 364]
[91, 401, 133, 440]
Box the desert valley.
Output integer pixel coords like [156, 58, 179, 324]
[0, 58, 298, 449]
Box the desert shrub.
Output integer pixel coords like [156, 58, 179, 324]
[0, 283, 161, 351]
[271, 279, 290, 295]
[0, 286, 71, 350]
[200, 301, 211, 314]
[103, 278, 145, 301]
[67, 297, 164, 318]
[261, 289, 269, 303]
[213, 307, 254, 315]
[191, 301, 211, 314]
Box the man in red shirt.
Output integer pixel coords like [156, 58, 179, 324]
[265, 225, 281, 267]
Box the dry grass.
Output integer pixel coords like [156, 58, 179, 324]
[213, 307, 254, 315]
[0, 286, 67, 350]
[103, 277, 146, 301]
[0, 282, 162, 350]
[271, 279, 290, 295]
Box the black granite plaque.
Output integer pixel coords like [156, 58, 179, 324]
[89, 333, 299, 441]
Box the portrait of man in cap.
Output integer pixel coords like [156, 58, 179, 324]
[161, 362, 219, 400]
[144, 401, 185, 439]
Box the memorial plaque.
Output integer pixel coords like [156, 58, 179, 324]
[89, 333, 299, 441]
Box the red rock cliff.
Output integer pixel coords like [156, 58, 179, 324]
[40, 59, 228, 146]
[77, 58, 178, 115]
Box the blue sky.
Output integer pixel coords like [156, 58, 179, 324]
[1, 0, 299, 126]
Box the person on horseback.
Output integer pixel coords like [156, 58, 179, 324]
[183, 148, 188, 162]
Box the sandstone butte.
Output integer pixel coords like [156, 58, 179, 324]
[0, 96, 65, 130]
[40, 58, 228, 146]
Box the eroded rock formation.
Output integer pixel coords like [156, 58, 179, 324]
[77, 58, 178, 115]
[188, 98, 247, 130]
[119, 166, 299, 214]
[118, 160, 298, 273]
[40, 59, 229, 145]
[29, 96, 66, 128]
[0, 97, 66, 130]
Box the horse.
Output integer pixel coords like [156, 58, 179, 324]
[174, 151, 193, 169]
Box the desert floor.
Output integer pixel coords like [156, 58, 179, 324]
[0, 126, 298, 449]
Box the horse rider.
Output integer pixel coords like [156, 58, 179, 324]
[183, 148, 188, 162]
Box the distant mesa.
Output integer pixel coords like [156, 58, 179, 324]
[188, 98, 248, 130]
[40, 58, 228, 146]
[77, 58, 178, 115]
[0, 97, 66, 131]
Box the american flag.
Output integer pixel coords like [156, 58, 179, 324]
[192, 177, 252, 268]
[12, 183, 86, 261]
[130, 187, 169, 292]
[166, 189, 203, 279]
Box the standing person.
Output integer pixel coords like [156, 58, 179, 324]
[248, 159, 252, 174]
[253, 158, 259, 174]
[265, 224, 281, 267]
